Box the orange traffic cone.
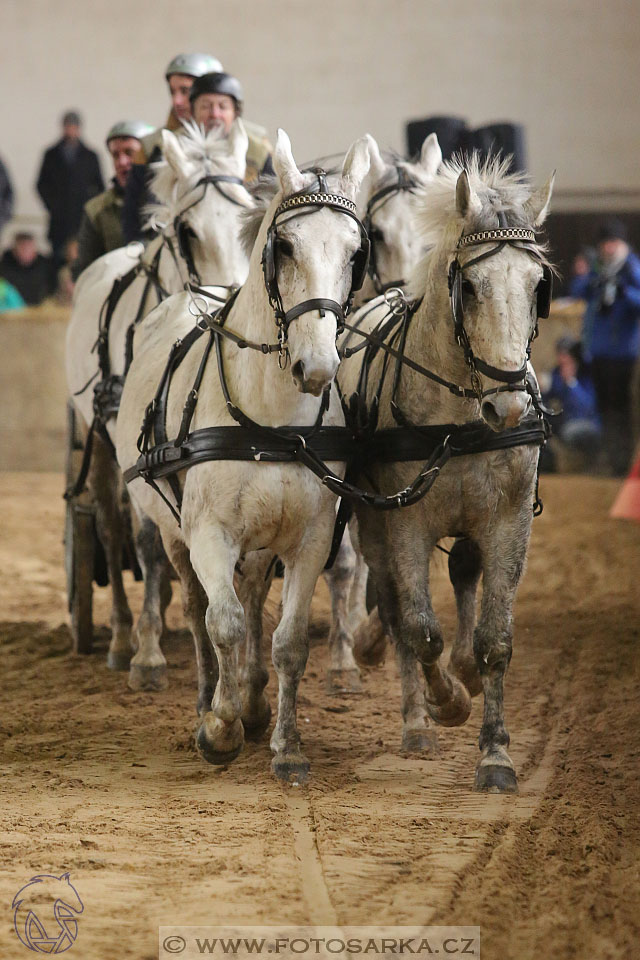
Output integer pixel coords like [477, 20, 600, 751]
[610, 451, 640, 521]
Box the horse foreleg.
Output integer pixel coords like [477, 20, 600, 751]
[473, 518, 530, 794]
[164, 537, 218, 718]
[323, 533, 362, 694]
[447, 538, 483, 697]
[128, 513, 170, 691]
[190, 527, 245, 764]
[89, 434, 133, 670]
[270, 538, 328, 784]
[235, 551, 274, 739]
[396, 639, 439, 755]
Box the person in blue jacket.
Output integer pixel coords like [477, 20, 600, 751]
[541, 336, 601, 472]
[570, 219, 640, 475]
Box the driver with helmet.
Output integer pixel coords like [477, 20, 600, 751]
[122, 52, 223, 242]
[73, 120, 154, 279]
[123, 55, 273, 242]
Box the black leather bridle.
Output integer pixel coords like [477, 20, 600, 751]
[172, 174, 249, 284]
[446, 218, 553, 400]
[364, 165, 418, 295]
[261, 171, 370, 366]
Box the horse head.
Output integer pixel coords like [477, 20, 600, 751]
[359, 132, 442, 299]
[413, 156, 555, 431]
[148, 120, 253, 288]
[267, 129, 371, 396]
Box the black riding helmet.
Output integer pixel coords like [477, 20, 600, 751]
[189, 72, 244, 115]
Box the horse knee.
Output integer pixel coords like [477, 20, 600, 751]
[205, 598, 244, 651]
[473, 625, 512, 675]
[403, 612, 443, 664]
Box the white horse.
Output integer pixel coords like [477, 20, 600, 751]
[322, 132, 445, 687]
[65, 121, 252, 683]
[116, 130, 370, 780]
[338, 155, 554, 791]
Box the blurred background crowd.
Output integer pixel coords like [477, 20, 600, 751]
[1, 2, 639, 479]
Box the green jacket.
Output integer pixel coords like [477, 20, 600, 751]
[72, 180, 125, 280]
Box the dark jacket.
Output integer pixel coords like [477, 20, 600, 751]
[72, 179, 126, 280]
[0, 250, 54, 306]
[0, 156, 13, 232]
[570, 252, 640, 361]
[36, 139, 104, 250]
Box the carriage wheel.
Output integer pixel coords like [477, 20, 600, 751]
[64, 402, 95, 654]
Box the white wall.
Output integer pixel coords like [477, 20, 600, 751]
[2, 0, 639, 242]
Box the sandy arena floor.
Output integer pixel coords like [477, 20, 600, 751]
[0, 472, 638, 960]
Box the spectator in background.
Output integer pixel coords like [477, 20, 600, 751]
[72, 120, 154, 281]
[0, 156, 14, 234]
[541, 336, 601, 472]
[570, 218, 640, 475]
[36, 110, 104, 266]
[0, 276, 25, 312]
[0, 232, 54, 305]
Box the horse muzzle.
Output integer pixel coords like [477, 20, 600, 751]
[481, 390, 532, 432]
[291, 355, 339, 396]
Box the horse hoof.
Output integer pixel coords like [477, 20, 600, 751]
[401, 727, 439, 756]
[425, 676, 472, 727]
[197, 714, 244, 765]
[272, 754, 310, 784]
[475, 764, 518, 794]
[353, 612, 388, 667]
[326, 668, 362, 695]
[128, 662, 168, 692]
[242, 699, 272, 740]
[449, 657, 483, 698]
[107, 650, 131, 671]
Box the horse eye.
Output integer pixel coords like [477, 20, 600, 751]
[461, 278, 475, 297]
[276, 238, 294, 258]
[369, 226, 384, 243]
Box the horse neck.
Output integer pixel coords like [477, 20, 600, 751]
[398, 246, 481, 426]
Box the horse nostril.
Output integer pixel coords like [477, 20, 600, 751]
[291, 359, 305, 382]
[481, 400, 500, 429]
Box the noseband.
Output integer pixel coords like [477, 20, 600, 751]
[364, 165, 418, 295]
[172, 174, 248, 284]
[261, 171, 370, 366]
[447, 217, 553, 399]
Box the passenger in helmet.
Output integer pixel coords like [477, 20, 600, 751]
[72, 121, 154, 280]
[189, 72, 273, 183]
[122, 53, 224, 243]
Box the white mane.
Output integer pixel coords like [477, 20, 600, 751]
[145, 121, 237, 227]
[409, 153, 552, 296]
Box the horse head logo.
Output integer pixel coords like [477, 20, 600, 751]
[12, 872, 84, 954]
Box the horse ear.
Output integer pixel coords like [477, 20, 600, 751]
[365, 134, 386, 183]
[455, 170, 482, 219]
[341, 135, 371, 199]
[226, 119, 249, 174]
[161, 129, 197, 179]
[419, 133, 442, 178]
[524, 171, 556, 227]
[273, 129, 305, 196]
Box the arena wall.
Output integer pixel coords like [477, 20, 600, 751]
[2, 0, 640, 246]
